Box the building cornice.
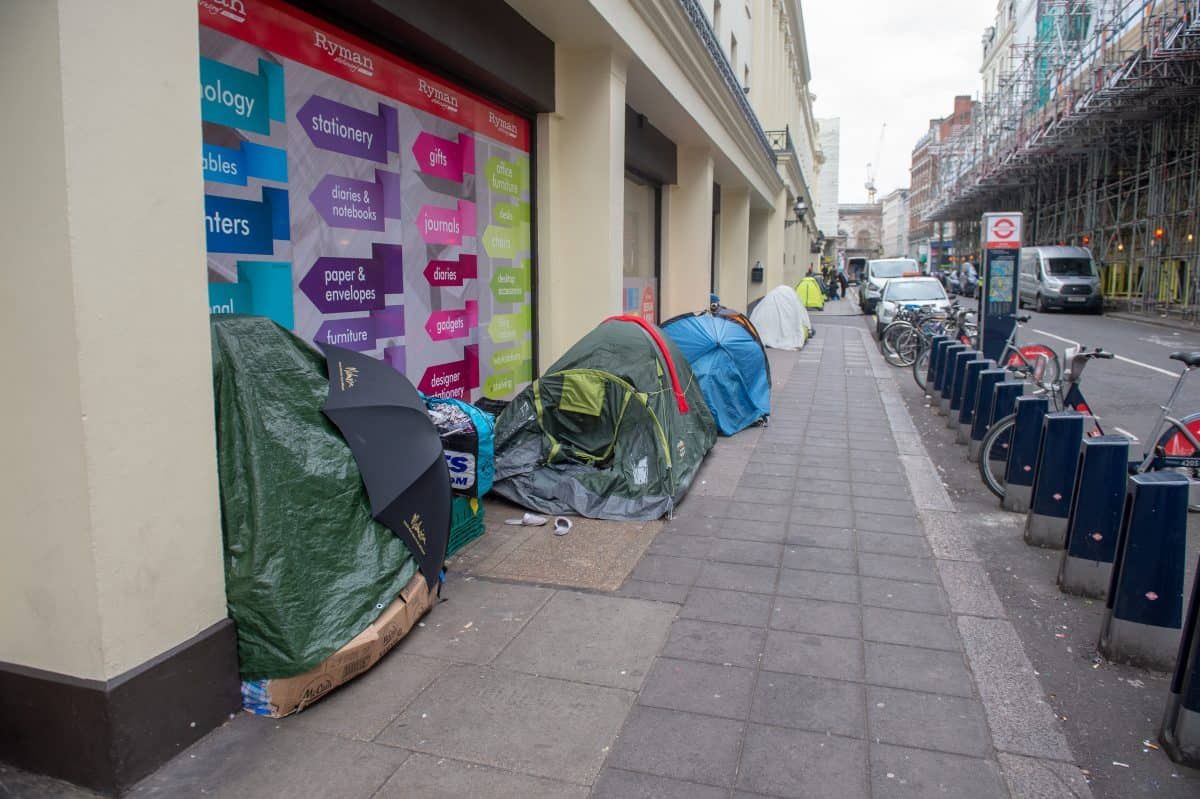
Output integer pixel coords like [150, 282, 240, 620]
[629, 0, 783, 194]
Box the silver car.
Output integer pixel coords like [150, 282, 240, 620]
[876, 277, 951, 338]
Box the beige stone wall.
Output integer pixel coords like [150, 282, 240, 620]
[0, 0, 227, 680]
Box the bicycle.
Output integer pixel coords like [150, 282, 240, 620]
[914, 313, 1060, 395]
[979, 349, 1200, 507]
[978, 346, 1112, 498]
[911, 305, 977, 392]
[880, 305, 941, 367]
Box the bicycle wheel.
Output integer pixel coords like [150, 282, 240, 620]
[913, 346, 932, 393]
[978, 413, 1017, 499]
[891, 326, 921, 367]
[882, 323, 917, 367]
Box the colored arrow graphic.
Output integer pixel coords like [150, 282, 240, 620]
[204, 187, 290, 254]
[423, 253, 477, 287]
[411, 132, 476, 183]
[487, 305, 531, 343]
[310, 169, 401, 231]
[490, 265, 529, 302]
[208, 260, 294, 329]
[297, 94, 398, 163]
[417, 200, 476, 245]
[481, 225, 513, 259]
[425, 300, 479, 342]
[485, 156, 527, 197]
[199, 57, 284, 135]
[418, 345, 480, 398]
[313, 305, 405, 353]
[299, 243, 403, 313]
[490, 339, 533, 371]
[203, 140, 288, 186]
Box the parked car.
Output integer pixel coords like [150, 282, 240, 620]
[875, 277, 951, 338]
[1018, 246, 1102, 313]
[859, 257, 921, 315]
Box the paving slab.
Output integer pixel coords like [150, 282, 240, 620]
[770, 595, 861, 638]
[867, 685, 993, 757]
[591, 769, 729, 799]
[404, 578, 553, 665]
[378, 665, 632, 785]
[870, 744, 1010, 799]
[661, 618, 766, 668]
[607, 706, 743, 788]
[636, 657, 756, 719]
[762, 629, 864, 680]
[782, 544, 858, 574]
[864, 642, 975, 698]
[375, 753, 589, 799]
[680, 586, 774, 627]
[750, 672, 866, 738]
[128, 717, 410, 799]
[493, 591, 675, 689]
[736, 724, 869, 799]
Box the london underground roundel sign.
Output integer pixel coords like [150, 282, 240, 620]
[984, 213, 1022, 249]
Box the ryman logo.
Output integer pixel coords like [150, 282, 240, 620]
[200, 0, 246, 23]
[314, 30, 375, 77]
[488, 110, 518, 140]
[418, 78, 460, 114]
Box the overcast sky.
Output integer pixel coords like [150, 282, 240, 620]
[803, 0, 998, 204]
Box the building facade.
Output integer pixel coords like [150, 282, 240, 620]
[0, 0, 823, 792]
[908, 95, 975, 268]
[837, 203, 883, 269]
[880, 188, 910, 258]
[815, 117, 840, 264]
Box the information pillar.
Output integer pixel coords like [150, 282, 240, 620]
[980, 211, 1022, 362]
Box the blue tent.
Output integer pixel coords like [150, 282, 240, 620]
[662, 311, 771, 435]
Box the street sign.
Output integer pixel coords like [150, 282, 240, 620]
[980, 211, 1023, 361]
[984, 213, 1022, 249]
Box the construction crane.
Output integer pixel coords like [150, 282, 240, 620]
[864, 123, 886, 204]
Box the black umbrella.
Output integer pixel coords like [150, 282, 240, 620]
[319, 343, 449, 590]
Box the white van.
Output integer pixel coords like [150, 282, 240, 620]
[859, 257, 921, 314]
[1018, 246, 1102, 313]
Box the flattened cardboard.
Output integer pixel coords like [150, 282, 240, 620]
[254, 573, 433, 717]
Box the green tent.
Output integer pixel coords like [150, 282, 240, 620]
[796, 276, 825, 310]
[492, 316, 717, 520]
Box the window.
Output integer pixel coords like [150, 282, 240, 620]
[730, 34, 738, 70]
[744, 64, 750, 91]
[713, 0, 722, 36]
[623, 174, 661, 323]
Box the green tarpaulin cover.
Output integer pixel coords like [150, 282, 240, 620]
[211, 316, 415, 679]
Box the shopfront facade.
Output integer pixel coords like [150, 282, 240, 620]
[0, 1, 820, 792]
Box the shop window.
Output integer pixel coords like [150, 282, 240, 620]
[199, 1, 534, 403]
[623, 174, 661, 323]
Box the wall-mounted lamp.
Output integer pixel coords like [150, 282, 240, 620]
[785, 198, 807, 227]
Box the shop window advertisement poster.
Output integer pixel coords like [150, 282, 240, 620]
[198, 0, 533, 400]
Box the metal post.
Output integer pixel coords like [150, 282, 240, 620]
[1058, 435, 1130, 598]
[958, 359, 993, 444]
[1161, 553, 1200, 767]
[1025, 412, 1086, 548]
[1002, 396, 1050, 513]
[926, 335, 950, 393]
[1099, 472, 1190, 669]
[938, 344, 967, 414]
[969, 369, 1008, 462]
[947, 349, 979, 427]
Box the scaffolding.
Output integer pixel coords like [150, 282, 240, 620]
[926, 0, 1200, 319]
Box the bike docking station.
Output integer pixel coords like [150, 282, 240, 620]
[927, 337, 952, 398]
[937, 343, 967, 415]
[1098, 471, 1189, 670]
[1001, 395, 1050, 513]
[958, 358, 994, 444]
[1024, 411, 1086, 547]
[1057, 435, 1130, 598]
[947, 349, 980, 429]
[1161, 551, 1200, 767]
[969, 368, 1009, 462]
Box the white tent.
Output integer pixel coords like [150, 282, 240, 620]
[749, 285, 812, 350]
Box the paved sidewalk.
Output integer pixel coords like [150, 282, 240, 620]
[6, 306, 1094, 798]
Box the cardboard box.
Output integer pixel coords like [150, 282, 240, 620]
[251, 573, 434, 717]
